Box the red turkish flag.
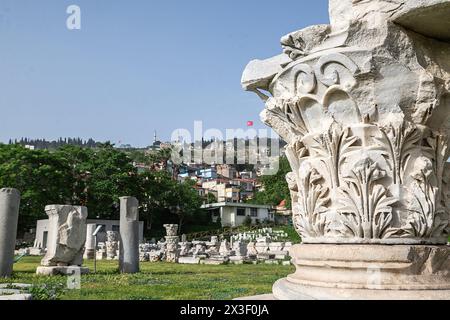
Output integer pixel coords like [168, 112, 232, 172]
[247, 121, 254, 127]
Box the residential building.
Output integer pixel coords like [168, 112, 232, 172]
[274, 200, 292, 225]
[217, 164, 237, 179]
[223, 186, 240, 203]
[201, 202, 274, 227]
[197, 167, 218, 180]
[193, 184, 206, 198]
[230, 178, 257, 201]
[239, 170, 255, 179]
[202, 179, 243, 203]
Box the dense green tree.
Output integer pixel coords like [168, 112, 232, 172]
[54, 145, 93, 206]
[0, 143, 207, 235]
[81, 143, 140, 219]
[249, 156, 292, 209]
[0, 144, 74, 229]
[205, 192, 217, 204]
[167, 179, 205, 232]
[126, 150, 148, 164]
[12, 137, 102, 150]
[136, 170, 175, 232]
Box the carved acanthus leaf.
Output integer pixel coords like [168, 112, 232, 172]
[338, 158, 397, 239]
[377, 120, 422, 184]
[282, 98, 309, 136]
[293, 162, 331, 238]
[309, 125, 359, 188]
[424, 133, 449, 193]
[393, 157, 449, 239]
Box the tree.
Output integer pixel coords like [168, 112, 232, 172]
[205, 192, 217, 204]
[249, 156, 292, 209]
[79, 143, 140, 219]
[136, 170, 175, 232]
[0, 144, 74, 230]
[0, 142, 206, 236]
[51, 143, 140, 220]
[54, 145, 93, 206]
[167, 179, 204, 233]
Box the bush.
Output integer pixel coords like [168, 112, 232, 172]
[243, 216, 253, 227]
[28, 283, 65, 300]
[215, 217, 222, 228]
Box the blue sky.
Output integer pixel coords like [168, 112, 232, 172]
[0, 0, 329, 147]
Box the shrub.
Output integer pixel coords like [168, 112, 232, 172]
[215, 217, 222, 228]
[243, 216, 252, 227]
[28, 283, 65, 300]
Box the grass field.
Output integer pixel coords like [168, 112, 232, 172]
[1, 256, 294, 300]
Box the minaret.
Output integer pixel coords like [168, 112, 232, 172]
[153, 131, 157, 144]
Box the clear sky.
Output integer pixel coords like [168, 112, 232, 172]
[0, 0, 329, 147]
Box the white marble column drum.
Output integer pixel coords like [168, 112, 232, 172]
[164, 224, 179, 263]
[0, 189, 20, 278]
[119, 196, 140, 273]
[83, 223, 96, 259]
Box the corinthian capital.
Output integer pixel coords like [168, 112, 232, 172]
[242, 0, 450, 245]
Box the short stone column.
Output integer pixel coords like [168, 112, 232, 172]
[106, 231, 119, 260]
[246, 241, 258, 258]
[163, 224, 179, 263]
[233, 241, 248, 257]
[36, 205, 89, 276]
[119, 197, 140, 273]
[219, 240, 231, 257]
[0, 188, 20, 278]
[83, 223, 96, 260]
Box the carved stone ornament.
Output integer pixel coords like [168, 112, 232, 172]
[242, 0, 450, 299]
[40, 205, 88, 267]
[243, 1, 450, 246]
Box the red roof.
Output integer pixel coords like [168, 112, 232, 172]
[278, 199, 287, 208]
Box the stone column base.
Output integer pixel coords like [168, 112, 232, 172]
[0, 293, 33, 300]
[273, 244, 450, 300]
[36, 266, 89, 276]
[0, 283, 33, 300]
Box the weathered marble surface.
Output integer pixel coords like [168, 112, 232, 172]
[134, 234, 292, 265]
[36, 266, 89, 276]
[83, 223, 96, 260]
[40, 205, 87, 267]
[243, 0, 450, 246]
[242, 0, 450, 300]
[273, 244, 450, 300]
[0, 283, 32, 300]
[0, 189, 20, 278]
[106, 231, 119, 260]
[286, 244, 449, 288]
[164, 224, 179, 263]
[119, 197, 140, 273]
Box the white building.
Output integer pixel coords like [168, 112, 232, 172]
[201, 202, 274, 227]
[34, 219, 145, 249]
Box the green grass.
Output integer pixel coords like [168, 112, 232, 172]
[1, 256, 294, 300]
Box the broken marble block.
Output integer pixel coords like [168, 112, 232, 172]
[36, 205, 89, 276]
